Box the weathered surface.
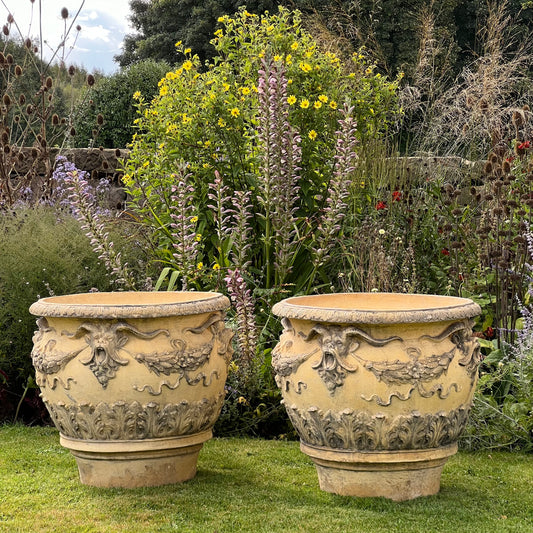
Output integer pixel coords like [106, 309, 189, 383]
[272, 292, 481, 500]
[29, 291, 233, 488]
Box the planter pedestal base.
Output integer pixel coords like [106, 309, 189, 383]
[61, 430, 212, 488]
[301, 442, 457, 501]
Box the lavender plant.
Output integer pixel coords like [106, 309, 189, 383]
[54, 156, 136, 290]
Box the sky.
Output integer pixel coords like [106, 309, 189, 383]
[0, 0, 133, 74]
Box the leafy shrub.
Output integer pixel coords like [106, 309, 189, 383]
[0, 207, 114, 422]
[72, 60, 171, 148]
[122, 6, 401, 436]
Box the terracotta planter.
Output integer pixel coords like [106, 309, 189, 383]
[272, 293, 481, 501]
[29, 291, 233, 488]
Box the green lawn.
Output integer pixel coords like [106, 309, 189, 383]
[0, 425, 532, 533]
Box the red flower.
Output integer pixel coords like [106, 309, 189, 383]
[517, 140, 531, 150]
[441, 248, 450, 256]
[392, 190, 402, 202]
[376, 201, 387, 210]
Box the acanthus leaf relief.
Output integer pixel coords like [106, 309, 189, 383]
[285, 403, 470, 451]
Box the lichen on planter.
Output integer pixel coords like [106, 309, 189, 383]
[272, 293, 481, 501]
[30, 291, 233, 488]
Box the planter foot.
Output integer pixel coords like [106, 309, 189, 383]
[61, 431, 212, 488]
[301, 442, 457, 501]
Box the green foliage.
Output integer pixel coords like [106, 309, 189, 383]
[124, 6, 400, 284]
[116, 0, 280, 67]
[0, 207, 114, 422]
[72, 60, 171, 148]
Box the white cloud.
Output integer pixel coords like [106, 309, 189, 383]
[0, 0, 133, 73]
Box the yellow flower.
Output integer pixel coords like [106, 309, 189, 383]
[195, 234, 202, 242]
[184, 48, 191, 54]
[218, 118, 226, 127]
[299, 62, 312, 73]
[182, 114, 192, 124]
[175, 40, 182, 47]
[329, 100, 337, 109]
[214, 29, 223, 37]
[230, 107, 240, 117]
[204, 140, 211, 147]
[365, 67, 374, 75]
[308, 130, 317, 140]
[287, 95, 297, 105]
[183, 60, 193, 71]
[300, 99, 310, 109]
[313, 101, 322, 109]
[241, 86, 250, 95]
[274, 54, 282, 62]
[291, 42, 298, 50]
[159, 85, 169, 96]
[166, 123, 178, 134]
[285, 54, 292, 65]
[318, 94, 328, 103]
[197, 262, 204, 270]
[191, 216, 199, 223]
[213, 263, 221, 271]
[133, 91, 141, 99]
[222, 82, 230, 92]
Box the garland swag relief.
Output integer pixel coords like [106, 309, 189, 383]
[31, 312, 233, 390]
[272, 317, 479, 450]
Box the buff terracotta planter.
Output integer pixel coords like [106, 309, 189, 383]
[272, 293, 481, 501]
[29, 291, 233, 488]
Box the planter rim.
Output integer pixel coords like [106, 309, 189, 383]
[272, 292, 481, 324]
[29, 291, 230, 319]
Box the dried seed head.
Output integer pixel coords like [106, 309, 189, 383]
[502, 160, 511, 174]
[2, 25, 9, 36]
[102, 160, 109, 169]
[6, 54, 13, 65]
[96, 113, 104, 125]
[512, 110, 524, 127]
[26, 104, 33, 115]
[484, 161, 493, 174]
[3, 144, 10, 154]
[61, 7, 69, 19]
[115, 149, 121, 157]
[24, 38, 32, 49]
[68, 65, 75, 76]
[45, 76, 52, 89]
[70, 127, 76, 136]
[2, 94, 10, 107]
[1, 131, 8, 144]
[87, 74, 95, 86]
[31, 147, 38, 158]
[52, 114, 59, 125]
[7, 13, 13, 23]
[14, 65, 22, 76]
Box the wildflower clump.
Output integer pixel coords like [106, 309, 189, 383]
[124, 6, 401, 294]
